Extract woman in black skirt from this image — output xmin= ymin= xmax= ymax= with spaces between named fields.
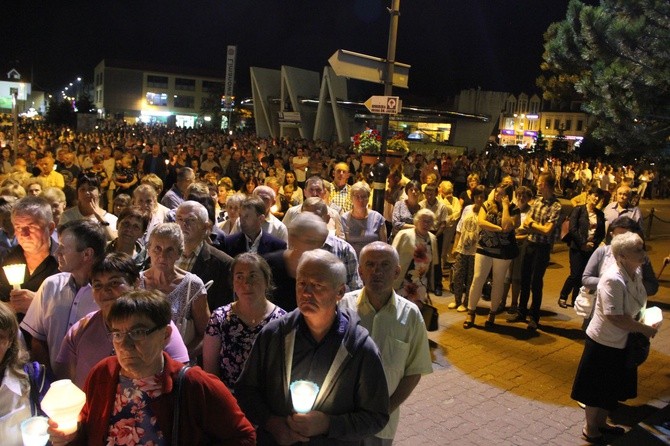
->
xmin=571 ymin=232 xmax=658 ymax=444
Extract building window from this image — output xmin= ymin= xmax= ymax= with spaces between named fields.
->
xmin=545 ymin=119 xmax=551 ymax=130
xmin=202 ymin=80 xmax=224 ymax=92
xmin=146 ymin=92 xmax=168 ymax=106
xmin=174 ymin=95 xmax=194 ymax=108
xmin=554 ymin=119 xmax=561 ymax=130
xmin=577 ymin=120 xmax=584 ymax=131
xmin=175 ymin=78 xmax=195 ymax=91
xmin=565 ymin=119 xmax=572 ymax=131
xmin=147 ymin=75 xmax=168 ymax=88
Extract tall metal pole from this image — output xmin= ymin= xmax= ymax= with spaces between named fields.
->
xmin=12 ymin=91 xmax=18 ymax=152
xmin=371 ymin=0 xmax=400 ymax=214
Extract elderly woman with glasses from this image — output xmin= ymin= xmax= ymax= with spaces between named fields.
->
xmin=139 ymin=223 xmax=209 ymax=358
xmin=571 ymin=232 xmax=659 ymax=444
xmin=55 ymin=252 xmax=188 ymax=388
xmin=341 ymin=181 xmax=387 ymax=257
xmin=48 ymin=289 xmax=255 ymax=446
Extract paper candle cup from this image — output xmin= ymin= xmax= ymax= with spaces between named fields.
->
xmin=289 ymin=380 xmax=319 ymax=414
xmin=3 ymin=263 xmax=26 ymax=289
xmin=20 ymin=416 xmax=49 ymax=446
xmin=40 ymin=379 xmax=86 ymax=435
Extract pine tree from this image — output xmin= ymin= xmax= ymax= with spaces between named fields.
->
xmin=538 ymin=0 xmax=670 ymax=150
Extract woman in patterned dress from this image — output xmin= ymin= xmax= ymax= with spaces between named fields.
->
xmin=203 ymin=253 xmax=286 ymax=390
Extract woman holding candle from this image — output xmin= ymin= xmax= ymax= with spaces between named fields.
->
xmin=48 ymin=290 xmax=255 ymax=445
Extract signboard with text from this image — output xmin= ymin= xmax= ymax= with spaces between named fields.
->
xmin=364 ymin=96 xmax=402 ymax=114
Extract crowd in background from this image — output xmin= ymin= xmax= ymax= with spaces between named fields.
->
xmin=0 ymin=119 xmax=665 ymax=445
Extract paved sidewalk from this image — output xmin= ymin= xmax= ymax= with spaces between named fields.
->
xmin=394 ymin=238 xmax=670 ymax=445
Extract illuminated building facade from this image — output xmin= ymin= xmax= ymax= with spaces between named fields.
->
xmin=498 ymin=93 xmax=593 ymax=151
xmin=93 ymin=59 xmax=225 ymax=128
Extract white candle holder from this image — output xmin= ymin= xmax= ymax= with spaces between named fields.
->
xmin=3 ymin=264 xmax=26 ymax=290
xmin=289 ymin=380 xmax=319 ymax=414
xmin=40 ymin=379 xmax=86 ymax=435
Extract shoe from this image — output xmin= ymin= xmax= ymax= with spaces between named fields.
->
xmin=434 ymin=288 xmax=443 ymax=297
xmin=527 ymin=320 xmax=538 ymax=331
xmin=577 ymin=401 xmax=586 ymax=409
xmin=448 ymin=302 xmax=457 ymax=309
xmin=582 ymin=429 xmax=607 ymax=445
xmin=558 ymin=298 xmax=568 ymax=308
xmin=507 ymin=314 xmax=526 ymax=323
xmin=494 ymin=305 xmax=506 ymax=315
xmin=507 ymin=306 xmax=518 ymax=315
xmin=456 ymin=305 xmax=467 ymax=312
xmin=484 ymin=313 xmax=495 ymax=329
xmin=599 ymin=425 xmax=625 ymax=436
xmin=463 ymin=311 xmax=475 ymax=329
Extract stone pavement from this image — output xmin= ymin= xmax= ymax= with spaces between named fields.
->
xmin=393 ymin=235 xmax=670 ymax=445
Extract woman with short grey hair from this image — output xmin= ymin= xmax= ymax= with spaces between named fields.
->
xmin=139 ymin=223 xmax=209 ymax=359
xmin=571 ymin=231 xmax=659 ymax=444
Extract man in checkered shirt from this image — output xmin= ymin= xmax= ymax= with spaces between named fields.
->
xmin=508 ymin=172 xmax=562 ymax=331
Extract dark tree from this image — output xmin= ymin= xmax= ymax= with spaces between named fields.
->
xmin=538 ymin=0 xmax=670 ymax=151
xmin=45 ymin=97 xmax=76 ymax=126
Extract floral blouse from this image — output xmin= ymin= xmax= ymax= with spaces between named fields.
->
xmin=205 ymin=303 xmax=286 ymax=389
xmin=106 ymin=374 xmax=166 ymax=446
xmin=397 ymin=236 xmax=432 ymax=305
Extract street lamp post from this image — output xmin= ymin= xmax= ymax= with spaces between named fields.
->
xmin=371 ymin=0 xmax=400 ymax=214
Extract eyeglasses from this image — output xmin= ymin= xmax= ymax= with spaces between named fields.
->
xmin=107 ymin=325 xmax=163 ymax=343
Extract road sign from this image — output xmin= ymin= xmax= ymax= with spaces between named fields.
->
xmin=328 ymin=50 xmax=410 ymax=89
xmin=364 ymin=96 xmax=402 ymax=114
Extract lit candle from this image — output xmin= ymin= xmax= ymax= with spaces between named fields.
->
xmin=3 ymin=264 xmax=26 ymax=290
xmin=289 ymin=380 xmax=319 ymax=414
xmin=40 ymin=379 xmax=86 ymax=435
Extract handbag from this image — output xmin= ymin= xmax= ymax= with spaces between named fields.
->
xmin=573 ymin=287 xmax=595 ymax=318
xmin=177 ymin=280 xmax=197 ymax=345
xmin=624 ymin=332 xmax=650 ymax=368
xmin=560 ymin=216 xmax=572 ymax=244
xmin=420 ymin=296 xmax=439 ymax=332
xmin=172 ymin=366 xmax=191 ymax=445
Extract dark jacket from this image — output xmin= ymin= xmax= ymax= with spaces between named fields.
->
xmin=73 ymin=353 xmax=256 ymax=445
xmin=236 ymin=308 xmax=390 ymax=445
xmin=222 ymin=231 xmax=287 ymax=258
xmin=142 ymin=153 xmax=168 ymax=178
xmin=568 ymin=204 xmax=605 ymax=251
xmin=191 ymin=243 xmax=234 ymax=311
xmin=0 ymin=243 xmax=59 ymax=320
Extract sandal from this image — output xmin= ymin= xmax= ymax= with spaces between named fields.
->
xmin=599 ymin=425 xmax=625 ymax=436
xmin=463 ymin=311 xmax=475 ymax=329
xmin=582 ymin=429 xmax=607 ymax=445
xmin=558 ymin=298 xmax=568 ymax=308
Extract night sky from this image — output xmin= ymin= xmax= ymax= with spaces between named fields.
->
xmin=7 ymin=0 xmax=598 ymax=103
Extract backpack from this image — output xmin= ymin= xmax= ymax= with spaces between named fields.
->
xmin=23 ymin=361 xmax=47 ymax=416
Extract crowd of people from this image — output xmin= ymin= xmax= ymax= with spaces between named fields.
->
xmin=0 ymin=120 xmax=664 ymax=445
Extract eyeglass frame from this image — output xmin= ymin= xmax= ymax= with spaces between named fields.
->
xmin=107 ymin=325 xmax=165 ymax=343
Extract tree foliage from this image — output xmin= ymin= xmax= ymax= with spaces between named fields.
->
xmin=538 ymin=0 xmax=670 ymax=150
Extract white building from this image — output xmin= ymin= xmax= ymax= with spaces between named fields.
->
xmin=93 ymin=59 xmax=226 ymax=128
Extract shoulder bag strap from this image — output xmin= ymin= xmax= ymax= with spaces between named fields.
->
xmin=172 ymin=365 xmax=191 ymax=445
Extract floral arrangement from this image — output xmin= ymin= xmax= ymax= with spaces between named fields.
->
xmin=352 ymin=129 xmax=409 ymax=154
xmin=352 ymin=129 xmax=382 ymax=153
